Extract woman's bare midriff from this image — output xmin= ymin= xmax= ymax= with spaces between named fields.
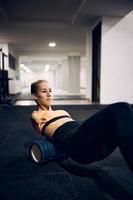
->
xmin=42 ymin=117 xmax=75 ymax=139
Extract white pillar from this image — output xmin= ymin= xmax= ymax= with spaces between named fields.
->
xmin=55 ymin=64 xmax=61 ymax=89
xmin=62 ymin=58 xmax=69 ymax=91
xmin=85 ymin=28 xmax=92 ymax=100
xmin=55 ymin=64 xmax=64 ymax=90
xmin=68 ymin=55 xmax=80 ymax=93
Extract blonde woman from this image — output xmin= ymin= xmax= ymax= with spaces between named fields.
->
xmin=31 ymin=80 xmax=133 ymax=171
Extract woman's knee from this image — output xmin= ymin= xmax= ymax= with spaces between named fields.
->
xmin=109 ymin=102 xmax=132 ymax=118
xmin=110 ymin=102 xmax=131 ymax=111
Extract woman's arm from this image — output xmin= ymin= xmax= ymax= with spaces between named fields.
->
xmin=31 ymin=111 xmax=47 ymax=134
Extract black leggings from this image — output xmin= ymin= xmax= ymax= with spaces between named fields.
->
xmin=53 ymin=102 xmax=133 ymax=171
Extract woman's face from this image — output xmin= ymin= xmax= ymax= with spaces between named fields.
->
xmin=34 ymin=81 xmax=53 ymax=107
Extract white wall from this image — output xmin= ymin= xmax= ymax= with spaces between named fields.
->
xmin=20 ymin=71 xmax=54 ymax=88
xmin=101 ymin=11 xmax=133 ymax=104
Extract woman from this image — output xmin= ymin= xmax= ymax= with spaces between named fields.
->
xmin=31 ymin=80 xmax=133 ymax=171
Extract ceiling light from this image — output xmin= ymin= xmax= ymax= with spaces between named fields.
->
xmin=48 ymin=42 xmax=56 ymax=47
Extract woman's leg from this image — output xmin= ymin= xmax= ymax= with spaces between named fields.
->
xmin=62 ymin=102 xmax=133 ymax=171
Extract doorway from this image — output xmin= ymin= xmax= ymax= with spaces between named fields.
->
xmin=92 ymin=22 xmax=101 ymax=102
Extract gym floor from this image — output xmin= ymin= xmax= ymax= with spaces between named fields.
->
xmin=0 ymin=104 xmax=133 ymax=200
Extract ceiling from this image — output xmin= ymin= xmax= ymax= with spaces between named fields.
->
xmin=0 ymin=0 xmax=133 ymax=71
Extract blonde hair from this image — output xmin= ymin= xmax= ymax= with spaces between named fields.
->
xmin=31 ymin=80 xmax=48 ymax=94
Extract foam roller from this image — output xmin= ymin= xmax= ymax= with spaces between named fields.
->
xmin=29 ymin=137 xmax=67 ymax=164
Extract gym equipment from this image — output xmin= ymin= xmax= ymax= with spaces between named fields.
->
xmin=29 ymin=137 xmax=67 ymax=164
xmin=0 ymin=49 xmax=13 ymax=104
